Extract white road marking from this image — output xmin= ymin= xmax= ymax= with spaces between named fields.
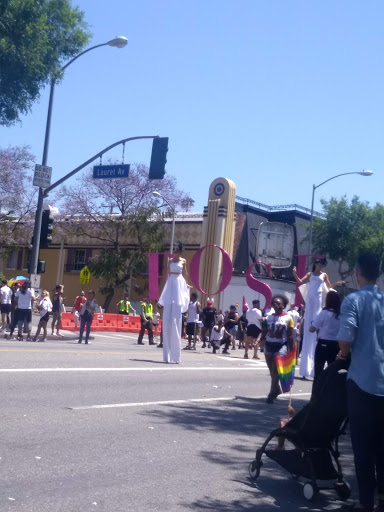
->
xmin=0 ymin=366 xmax=269 ymax=372
xmin=68 ymin=392 xmax=312 ymax=411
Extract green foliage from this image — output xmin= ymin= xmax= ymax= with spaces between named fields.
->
xmin=312 ymin=196 xmax=384 ymax=278
xmin=57 ymin=163 xmax=193 ymax=310
xmin=86 ymin=207 xmax=165 ymax=290
xmin=0 ymin=0 xmax=90 ymax=125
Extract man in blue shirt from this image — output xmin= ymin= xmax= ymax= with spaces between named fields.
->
xmin=338 ymin=252 xmax=384 ymax=512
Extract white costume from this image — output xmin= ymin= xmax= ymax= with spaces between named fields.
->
xmin=299 ymin=273 xmax=326 ymax=377
xmin=158 ymin=260 xmax=189 ymax=363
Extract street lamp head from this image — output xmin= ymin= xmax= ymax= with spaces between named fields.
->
xmin=152 ymin=191 xmax=162 ymax=198
xmin=358 ymin=170 xmax=374 ymax=176
xmin=107 ymin=36 xmax=128 ymax=48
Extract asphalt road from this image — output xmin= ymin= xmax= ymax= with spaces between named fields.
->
xmin=0 ymin=328 xmax=357 ymax=512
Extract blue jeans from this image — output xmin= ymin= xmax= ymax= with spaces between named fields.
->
xmin=79 ymin=314 xmax=92 ymax=342
xmin=348 ymin=379 xmax=384 ymax=509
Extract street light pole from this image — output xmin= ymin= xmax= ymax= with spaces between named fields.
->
xmin=30 ymin=36 xmax=128 ymax=276
xmin=152 ymin=192 xmax=176 ymax=253
xmin=308 ymin=170 xmax=373 ymax=268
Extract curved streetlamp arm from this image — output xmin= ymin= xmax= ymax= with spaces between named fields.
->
xmin=315 ymin=171 xmax=362 ymax=190
xmin=44 ymin=135 xmax=158 ymax=195
xmin=60 ymin=43 xmax=109 ymax=72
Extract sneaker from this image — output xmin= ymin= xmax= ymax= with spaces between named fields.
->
xmin=17 ymin=335 xmax=23 ymax=341
xmin=32 ymin=338 xmax=37 ymax=342
xmin=137 ymin=342 xmax=144 ymax=345
xmin=26 ymin=336 xmax=32 ymax=342
xmin=207 ymin=344 xmax=211 ymax=349
xmin=51 ymin=333 xmax=57 ymax=336
xmin=157 ymin=343 xmax=163 ymax=348
xmin=222 ymin=349 xmax=229 ymax=354
xmin=78 ymin=340 xmax=82 ymax=344
xmin=202 ymin=343 xmax=206 ymax=348
xmin=231 ymin=346 xmax=236 ymax=350
xmin=244 ymin=354 xmax=249 ymax=359
xmin=39 ymin=338 xmax=46 ymax=342
xmin=56 ymin=333 xmax=63 ymax=337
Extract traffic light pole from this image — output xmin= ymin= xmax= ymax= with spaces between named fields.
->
xmin=30 ymin=78 xmax=56 ymax=276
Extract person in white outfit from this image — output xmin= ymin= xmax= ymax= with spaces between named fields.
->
xmin=15 ymin=281 xmax=35 ymax=341
xmin=158 ymin=242 xmax=190 ymax=364
xmin=293 ymin=257 xmax=344 ymax=378
xmin=184 ymin=292 xmax=200 ymax=350
xmin=33 ymin=290 xmax=53 ymax=342
xmin=0 ymin=279 xmax=12 ymax=331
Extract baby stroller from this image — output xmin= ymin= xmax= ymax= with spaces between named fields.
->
xmin=249 ymin=359 xmax=351 ymax=501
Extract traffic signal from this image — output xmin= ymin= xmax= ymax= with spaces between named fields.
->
xmin=37 ymin=260 xmax=46 ymax=274
xmin=149 ymin=137 xmax=168 ymax=179
xmin=27 ymin=260 xmax=46 ymax=274
xmin=40 ymin=209 xmax=54 ymax=247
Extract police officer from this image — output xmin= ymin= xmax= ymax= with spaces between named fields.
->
xmin=137 ymin=299 xmax=154 ymax=345
xmin=117 ymin=295 xmax=136 ymax=316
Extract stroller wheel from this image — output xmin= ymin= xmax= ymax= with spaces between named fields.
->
xmin=249 ymin=460 xmax=262 ymax=479
xmin=334 ymin=480 xmax=351 ymax=501
xmin=303 ymin=482 xmax=317 ymax=501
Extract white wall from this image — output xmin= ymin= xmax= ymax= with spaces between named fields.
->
xmin=218 ymin=275 xmax=296 ymax=312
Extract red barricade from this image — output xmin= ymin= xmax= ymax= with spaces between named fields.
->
xmin=116 ymin=314 xmax=141 ymax=333
xmin=61 ymin=312 xmax=76 ymax=331
xmin=60 ymin=312 xmax=161 ymax=334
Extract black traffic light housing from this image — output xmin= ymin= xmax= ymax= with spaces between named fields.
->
xmin=27 ymin=260 xmax=46 ymax=274
xmin=149 ymin=137 xmax=168 ymax=179
xmin=40 ymin=209 xmax=54 ymax=247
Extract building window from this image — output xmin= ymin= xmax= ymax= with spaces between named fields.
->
xmin=6 ymin=250 xmax=18 ymax=270
xmin=23 ymin=249 xmax=31 ymax=271
xmin=65 ymin=248 xmax=92 ymax=272
xmin=74 ymin=249 xmax=87 ymax=271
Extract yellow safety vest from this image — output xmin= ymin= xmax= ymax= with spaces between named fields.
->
xmin=119 ymin=300 xmax=131 ymax=313
xmin=141 ymin=302 xmax=153 ymax=318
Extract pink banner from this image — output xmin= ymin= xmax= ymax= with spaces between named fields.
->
xmin=245 ymin=261 xmax=272 ymax=312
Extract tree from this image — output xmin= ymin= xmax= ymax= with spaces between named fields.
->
xmin=0 ymin=145 xmax=37 ymax=252
xmin=312 ymin=196 xmax=384 ymax=280
xmin=0 ymin=0 xmax=90 ymax=125
xmin=56 ymin=164 xmax=194 ymax=310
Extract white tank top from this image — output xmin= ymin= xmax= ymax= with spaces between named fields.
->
xmin=187 ymin=301 xmax=199 ymax=322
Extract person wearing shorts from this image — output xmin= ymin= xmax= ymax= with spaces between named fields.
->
xmin=33 ymin=290 xmax=52 ymax=342
xmin=184 ymin=292 xmax=200 ymax=350
xmin=15 ymin=281 xmax=34 ymax=341
xmin=245 ymin=299 xmax=263 ymax=359
xmin=0 ymin=279 xmax=12 ymax=332
xmin=259 ymin=294 xmax=293 ymax=404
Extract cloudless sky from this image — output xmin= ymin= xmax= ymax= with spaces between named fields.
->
xmin=0 ymin=0 xmax=382 ymax=212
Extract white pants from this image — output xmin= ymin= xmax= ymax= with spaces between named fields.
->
xmin=162 ymin=302 xmax=182 ymax=364
xmin=74 ymin=310 xmax=79 ymax=328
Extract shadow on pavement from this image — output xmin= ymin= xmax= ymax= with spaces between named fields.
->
xmin=142 ymin=395 xmax=356 ymax=511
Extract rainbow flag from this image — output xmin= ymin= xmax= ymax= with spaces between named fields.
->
xmin=275 ymin=346 xmax=297 ymax=393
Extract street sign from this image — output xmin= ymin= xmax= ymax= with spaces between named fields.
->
xmin=79 ymin=265 xmax=91 ymax=285
xmin=93 ymin=164 xmax=130 ymax=179
xmin=30 ymin=274 xmax=41 ymax=289
xmin=33 ymin=164 xmax=52 ymax=188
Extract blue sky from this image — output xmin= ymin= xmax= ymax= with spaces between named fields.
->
xmin=0 ymin=0 xmax=382 ymax=212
